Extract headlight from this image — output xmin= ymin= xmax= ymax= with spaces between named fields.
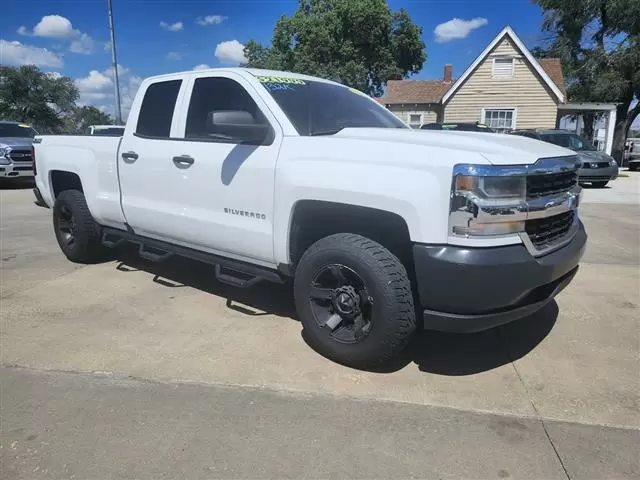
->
xmin=611 ymin=159 xmax=618 ymax=167
xmin=450 ymin=164 xmax=527 ymax=237
xmin=0 ymin=145 xmax=11 ymax=165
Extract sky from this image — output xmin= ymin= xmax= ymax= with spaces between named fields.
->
xmin=2 ymin=0 xmax=637 ymax=127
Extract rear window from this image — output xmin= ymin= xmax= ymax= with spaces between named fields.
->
xmin=136 ymin=80 xmax=182 ymax=138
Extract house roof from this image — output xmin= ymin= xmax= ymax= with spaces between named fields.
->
xmin=379 ymin=26 xmax=567 ymax=106
xmin=442 ymin=26 xmax=565 ymax=104
xmin=538 ymin=58 xmax=567 ymax=99
xmin=378 ymin=80 xmax=452 ymax=104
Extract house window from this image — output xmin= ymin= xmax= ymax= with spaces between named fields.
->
xmin=492 ymin=58 xmax=514 ymax=78
xmin=408 ymin=113 xmax=422 ymax=129
xmin=483 ymin=108 xmax=516 ymax=133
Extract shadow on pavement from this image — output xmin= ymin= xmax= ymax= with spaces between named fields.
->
xmin=0 ymin=178 xmax=35 ymax=190
xmin=114 ymin=246 xmax=557 ymax=376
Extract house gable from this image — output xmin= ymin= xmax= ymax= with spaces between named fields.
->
xmin=442 ymin=32 xmax=563 ymax=130
xmin=442 ymin=26 xmax=565 ymax=104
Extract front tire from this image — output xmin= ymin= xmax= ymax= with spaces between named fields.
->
xmin=592 ymin=181 xmax=608 ymax=188
xmin=294 ymin=233 xmax=416 ymax=369
xmin=53 ymin=189 xmax=105 ymax=263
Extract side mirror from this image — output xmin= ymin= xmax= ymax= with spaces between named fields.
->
xmin=206 ymin=110 xmax=269 ymax=144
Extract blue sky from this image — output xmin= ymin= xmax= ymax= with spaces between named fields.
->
xmin=3 ymin=0 xmax=630 ymax=122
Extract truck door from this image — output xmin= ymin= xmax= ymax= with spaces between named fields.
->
xmin=119 ymin=72 xmax=281 ymax=266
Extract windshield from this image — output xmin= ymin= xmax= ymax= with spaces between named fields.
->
xmin=0 ymin=123 xmax=37 ymax=138
xmin=256 ymin=76 xmax=407 ymax=135
xmin=539 ymin=132 xmax=596 ymax=151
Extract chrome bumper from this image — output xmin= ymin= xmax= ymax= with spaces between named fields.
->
xmin=0 ymin=162 xmax=34 ymax=178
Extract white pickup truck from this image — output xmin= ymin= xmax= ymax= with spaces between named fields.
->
xmin=33 ymin=68 xmax=586 ymax=368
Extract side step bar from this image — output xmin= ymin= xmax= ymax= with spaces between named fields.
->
xmin=101 ymin=227 xmax=285 ymax=287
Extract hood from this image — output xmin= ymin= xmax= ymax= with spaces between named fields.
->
xmin=331 ymin=128 xmax=576 ymax=165
xmin=0 ymin=137 xmax=34 ymax=149
xmin=575 ymin=150 xmax=613 ymax=162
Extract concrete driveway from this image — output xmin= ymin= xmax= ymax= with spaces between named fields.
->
xmin=1 ymin=175 xmax=639 ymax=479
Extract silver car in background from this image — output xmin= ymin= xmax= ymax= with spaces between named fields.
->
xmin=510 ymin=129 xmax=619 ymax=188
xmin=0 ymin=121 xmax=37 ymax=180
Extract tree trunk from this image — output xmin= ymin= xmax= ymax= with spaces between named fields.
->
xmin=582 ymin=113 xmax=595 ymax=143
xmin=612 ymin=102 xmax=640 ymax=165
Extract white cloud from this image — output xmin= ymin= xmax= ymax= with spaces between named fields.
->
xmin=160 ymin=21 xmax=184 ymax=32
xmin=18 ymin=15 xmax=96 ymax=54
xmin=196 ymin=15 xmax=227 ymax=26
xmin=0 ymin=40 xmax=64 ymax=68
xmin=166 ymin=51 xmax=184 ymax=60
xmin=69 ymin=33 xmax=95 ymax=54
xmin=214 ymin=40 xmax=246 ymax=64
xmin=434 ymin=17 xmax=488 ymax=43
xmin=46 ymin=71 xmax=63 ymax=79
xmin=75 ymin=65 xmax=142 ymax=120
xmin=193 ymin=64 xmax=211 ymax=70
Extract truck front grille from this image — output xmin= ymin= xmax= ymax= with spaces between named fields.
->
xmin=8 ymin=149 xmax=33 ymax=163
xmin=525 ymin=211 xmax=575 ymax=250
xmin=526 ymin=171 xmax=577 ymax=198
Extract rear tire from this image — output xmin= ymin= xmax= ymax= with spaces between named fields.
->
xmin=294 ymin=233 xmax=416 ymax=369
xmin=592 ymin=181 xmax=608 ymax=188
xmin=53 ymin=189 xmax=105 ymax=263
xmin=629 ymin=164 xmax=638 ymax=172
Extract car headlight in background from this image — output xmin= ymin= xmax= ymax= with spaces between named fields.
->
xmin=450 ymin=164 xmax=527 ymax=237
xmin=0 ymin=145 xmax=12 ymax=165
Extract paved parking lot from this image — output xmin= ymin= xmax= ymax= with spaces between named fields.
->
xmin=2 ymin=174 xmax=639 ymax=479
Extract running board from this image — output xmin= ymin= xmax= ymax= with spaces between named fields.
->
xmin=101 ymin=227 xmax=284 ymax=286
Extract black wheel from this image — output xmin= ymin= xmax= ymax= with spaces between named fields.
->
xmin=592 ymin=181 xmax=608 ymax=188
xmin=629 ymin=164 xmax=638 ymax=172
xmin=294 ymin=233 xmax=416 ymax=369
xmin=53 ymin=189 xmax=105 ymax=263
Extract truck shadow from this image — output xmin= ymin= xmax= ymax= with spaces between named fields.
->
xmin=114 ymin=247 xmax=558 ymax=376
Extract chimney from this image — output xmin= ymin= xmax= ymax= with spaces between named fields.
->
xmin=444 ymin=64 xmax=453 ymax=83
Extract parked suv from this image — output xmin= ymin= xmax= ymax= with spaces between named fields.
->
xmin=509 ymin=129 xmax=618 ymax=187
xmin=0 ymin=121 xmax=37 ymax=180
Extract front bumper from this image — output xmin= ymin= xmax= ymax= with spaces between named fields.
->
xmin=413 ymin=221 xmax=586 ymax=333
xmin=578 ymin=165 xmax=618 ymax=182
xmin=0 ymin=163 xmax=34 ymax=178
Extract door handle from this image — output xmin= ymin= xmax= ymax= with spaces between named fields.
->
xmin=172 ymin=155 xmax=195 ymax=168
xmin=121 ymin=151 xmax=139 ymax=162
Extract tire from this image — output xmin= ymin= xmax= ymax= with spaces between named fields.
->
xmin=294 ymin=233 xmax=416 ymax=369
xmin=592 ymin=181 xmax=608 ymax=188
xmin=629 ymin=164 xmax=638 ymax=172
xmin=53 ymin=189 xmax=105 ymax=263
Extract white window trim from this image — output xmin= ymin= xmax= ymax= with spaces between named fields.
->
xmin=481 ymin=107 xmax=518 ymax=132
xmin=492 ymin=57 xmax=515 ymax=79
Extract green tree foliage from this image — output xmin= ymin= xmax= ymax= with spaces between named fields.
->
xmin=0 ymin=65 xmax=79 ymax=133
xmin=533 ymin=0 xmax=640 ymax=161
xmin=242 ymin=0 xmax=426 ymax=96
xmin=71 ymin=106 xmax=114 ymax=133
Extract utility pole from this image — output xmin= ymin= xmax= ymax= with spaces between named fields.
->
xmin=107 ymin=0 xmax=123 ymax=124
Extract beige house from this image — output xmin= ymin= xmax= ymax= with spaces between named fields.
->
xmin=379 ymin=26 xmax=567 ymax=133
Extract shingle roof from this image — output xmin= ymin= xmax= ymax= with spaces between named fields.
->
xmin=378 ymin=80 xmax=452 ymax=105
xmin=538 ymin=58 xmax=567 ymax=99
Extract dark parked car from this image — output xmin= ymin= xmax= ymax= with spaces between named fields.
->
xmin=509 ymin=129 xmax=618 ymax=188
xmin=421 ymin=122 xmax=495 ymax=133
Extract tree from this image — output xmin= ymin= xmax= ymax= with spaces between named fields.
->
xmin=533 ymin=0 xmax=640 ymax=162
xmin=242 ymin=0 xmax=426 ymax=96
xmin=71 ymin=106 xmax=114 ymax=133
xmin=0 ymin=65 xmax=79 ymax=133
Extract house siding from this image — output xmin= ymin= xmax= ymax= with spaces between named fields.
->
xmin=443 ymin=37 xmax=558 ymax=130
xmin=387 ymin=104 xmax=442 ymax=127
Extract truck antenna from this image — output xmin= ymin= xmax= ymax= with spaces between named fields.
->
xmin=107 ymin=0 xmax=123 ymax=125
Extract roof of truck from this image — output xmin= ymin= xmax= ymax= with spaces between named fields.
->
xmin=145 ymin=67 xmax=341 ymax=86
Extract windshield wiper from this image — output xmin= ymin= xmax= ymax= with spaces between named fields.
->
xmin=310 ymin=127 xmax=344 ymax=136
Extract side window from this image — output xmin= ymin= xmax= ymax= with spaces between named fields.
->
xmin=136 ymin=80 xmax=182 ymax=138
xmin=184 ymin=77 xmax=267 ymax=141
